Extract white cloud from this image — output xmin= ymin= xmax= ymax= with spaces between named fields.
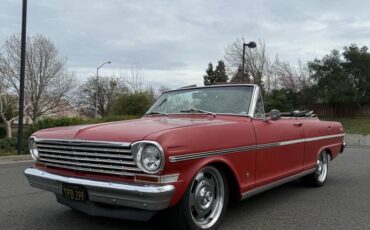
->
xmin=1 ymin=0 xmax=370 ymax=86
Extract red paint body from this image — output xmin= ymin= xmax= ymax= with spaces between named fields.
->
xmin=33 ymin=114 xmax=344 ymax=207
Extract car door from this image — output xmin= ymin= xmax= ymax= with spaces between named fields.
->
xmin=251 ymin=91 xmax=305 ymax=186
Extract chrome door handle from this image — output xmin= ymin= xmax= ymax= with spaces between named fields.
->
xmin=293 ymin=122 xmax=303 ymax=127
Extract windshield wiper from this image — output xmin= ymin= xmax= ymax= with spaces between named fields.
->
xmin=145 ymin=98 xmax=169 ymax=116
xmin=145 ymin=111 xmax=169 ymax=116
xmin=180 ymin=109 xmax=216 ymax=117
xmin=151 ymin=98 xmax=167 ymax=111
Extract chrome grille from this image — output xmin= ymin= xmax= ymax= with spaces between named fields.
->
xmin=36 ymin=139 xmax=139 ymax=176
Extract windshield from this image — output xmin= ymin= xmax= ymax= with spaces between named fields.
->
xmin=146 ymin=86 xmax=254 ymax=116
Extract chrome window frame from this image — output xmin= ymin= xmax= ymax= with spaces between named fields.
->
xmin=145 ymin=84 xmax=258 ymax=118
xmin=250 ymin=86 xmax=266 ymax=119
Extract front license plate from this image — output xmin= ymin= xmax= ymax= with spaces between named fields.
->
xmin=62 ymin=183 xmax=88 ymax=202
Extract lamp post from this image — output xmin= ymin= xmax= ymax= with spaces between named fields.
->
xmin=94 ymin=61 xmax=111 ymax=118
xmin=17 ymin=0 xmax=27 ymax=155
xmin=241 ymin=41 xmax=257 ymax=80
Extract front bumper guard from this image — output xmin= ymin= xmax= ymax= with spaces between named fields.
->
xmin=340 ymin=141 xmax=346 ymax=153
xmin=24 ymin=168 xmax=175 ymax=212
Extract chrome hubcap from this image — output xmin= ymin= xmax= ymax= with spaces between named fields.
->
xmin=196 ymin=182 xmax=214 ymax=210
xmin=316 ymin=152 xmax=328 ymax=182
xmin=189 ymin=167 xmax=224 ymax=229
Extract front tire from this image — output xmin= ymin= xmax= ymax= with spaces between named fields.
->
xmin=302 ymin=151 xmax=329 ymax=187
xmin=169 ymin=166 xmax=229 ymax=230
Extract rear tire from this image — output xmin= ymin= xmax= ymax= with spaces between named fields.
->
xmin=168 ymin=166 xmax=229 ymax=230
xmin=301 ymin=151 xmax=329 ymax=187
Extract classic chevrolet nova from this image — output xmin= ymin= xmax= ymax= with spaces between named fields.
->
xmin=25 ymin=84 xmax=345 ymax=230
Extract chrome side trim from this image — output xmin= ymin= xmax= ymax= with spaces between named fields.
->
xmin=169 ymin=133 xmax=345 ymax=162
xmin=169 ymin=145 xmax=257 ymax=163
xmin=256 ymin=142 xmax=279 ymax=149
xmin=241 ymin=168 xmax=316 ymax=200
xmin=279 ymin=138 xmax=306 ymax=146
xmin=305 ymin=133 xmax=345 ymax=142
xmin=24 ymin=168 xmax=175 ymax=211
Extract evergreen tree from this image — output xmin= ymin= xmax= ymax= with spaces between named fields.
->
xmin=230 ymin=65 xmax=250 ymax=83
xmin=214 ymin=60 xmax=229 ymax=83
xmin=203 ymin=63 xmax=215 ymax=85
xmin=203 ymin=60 xmax=229 ymax=85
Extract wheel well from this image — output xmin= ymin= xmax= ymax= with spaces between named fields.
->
xmin=324 ymin=148 xmax=332 ymax=160
xmin=209 ymin=162 xmax=241 ymax=202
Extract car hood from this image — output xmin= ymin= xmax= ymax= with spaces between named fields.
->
xmin=33 ymin=117 xmax=229 ymax=143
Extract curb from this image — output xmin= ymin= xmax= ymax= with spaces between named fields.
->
xmin=346 ymin=134 xmax=370 ymax=147
xmin=0 ymin=154 xmax=33 ymax=164
xmin=346 ymin=145 xmax=370 ymax=150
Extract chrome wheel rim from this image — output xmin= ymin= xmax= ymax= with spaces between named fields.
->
xmin=189 ymin=167 xmax=224 ymax=229
xmin=316 ymin=152 xmax=328 ymax=182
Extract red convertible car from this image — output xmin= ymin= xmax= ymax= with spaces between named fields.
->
xmin=25 ymin=84 xmax=345 ymax=230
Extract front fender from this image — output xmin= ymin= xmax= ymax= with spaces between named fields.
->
xmin=167 ymin=154 xmax=252 ymax=207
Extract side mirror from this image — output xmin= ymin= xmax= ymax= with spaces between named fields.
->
xmin=269 ymin=109 xmax=281 ymax=121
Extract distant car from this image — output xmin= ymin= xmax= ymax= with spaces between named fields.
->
xmin=24 ymin=84 xmax=345 ymax=230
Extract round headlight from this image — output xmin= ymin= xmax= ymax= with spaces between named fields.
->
xmin=135 ymin=142 xmax=164 ymax=174
xmin=29 ymin=137 xmax=39 ymax=160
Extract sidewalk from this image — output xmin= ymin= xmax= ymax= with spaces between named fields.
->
xmin=0 ymin=154 xmax=33 ymax=164
xmin=346 ymin=134 xmax=370 ymax=147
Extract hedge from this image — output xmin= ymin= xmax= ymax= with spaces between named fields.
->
xmin=0 ymin=125 xmax=6 ymax=139
xmin=0 ymin=137 xmax=17 ymax=151
xmin=0 ymin=115 xmax=138 ymax=154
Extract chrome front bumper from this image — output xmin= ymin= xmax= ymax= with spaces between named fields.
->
xmin=24 ymin=168 xmax=175 ymax=212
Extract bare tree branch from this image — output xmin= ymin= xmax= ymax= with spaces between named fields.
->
xmin=224 ymin=38 xmax=271 ymax=89
xmin=77 ymin=75 xmax=128 ymax=117
xmin=0 ymin=34 xmax=76 ymax=122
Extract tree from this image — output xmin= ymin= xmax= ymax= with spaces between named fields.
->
xmin=156 ymin=85 xmax=171 ymax=99
xmin=121 ymin=62 xmax=146 ymax=94
xmin=203 ymin=62 xmax=215 ymax=85
xmin=0 ymin=64 xmax=13 ymax=138
xmin=78 ymin=76 xmax=127 ymax=117
xmin=308 ymin=50 xmax=358 ymax=106
xmin=225 ymin=38 xmax=269 ymax=88
xmin=113 ymin=92 xmax=153 ymax=116
xmin=271 ymin=57 xmax=298 ymax=91
xmin=264 ymin=89 xmax=294 ymax=112
xmin=214 ymin=60 xmax=228 ymax=83
xmin=230 ymin=65 xmax=245 ymax=83
xmin=0 ymin=34 xmax=75 ymax=121
xmin=203 ymin=60 xmax=228 ymax=85
xmin=342 ymin=44 xmax=370 ymax=103
xmin=0 ymin=94 xmax=17 ymax=138
xmin=158 ymin=85 xmax=171 ymax=94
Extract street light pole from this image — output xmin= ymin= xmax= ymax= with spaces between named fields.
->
xmin=94 ymin=61 xmax=111 ymax=118
xmin=17 ymin=0 xmax=27 ymax=155
xmin=241 ymin=41 xmax=257 ymax=81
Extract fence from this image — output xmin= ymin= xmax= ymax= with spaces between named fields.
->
xmin=309 ymin=104 xmax=370 ymax=117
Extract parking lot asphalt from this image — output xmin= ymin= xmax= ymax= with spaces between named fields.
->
xmin=0 ymin=147 xmax=369 ymax=230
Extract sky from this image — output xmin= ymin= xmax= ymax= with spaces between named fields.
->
xmin=1 ymin=0 xmax=370 ymax=89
